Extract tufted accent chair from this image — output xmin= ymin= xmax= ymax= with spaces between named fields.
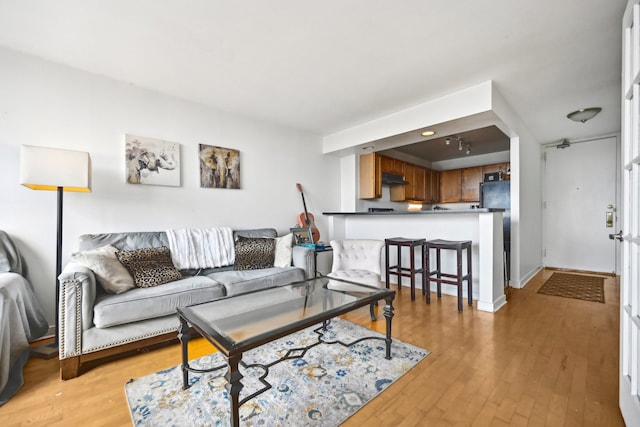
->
xmin=327 ymin=239 xmax=385 ymax=320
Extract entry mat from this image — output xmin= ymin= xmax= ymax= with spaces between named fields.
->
xmin=537 ymin=272 xmax=605 ymax=303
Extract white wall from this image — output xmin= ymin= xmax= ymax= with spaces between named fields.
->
xmin=0 ymin=47 xmax=341 ymax=324
xmin=491 ymin=87 xmax=543 ymax=287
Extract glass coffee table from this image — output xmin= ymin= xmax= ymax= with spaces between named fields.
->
xmin=176 ymin=276 xmax=395 ymax=427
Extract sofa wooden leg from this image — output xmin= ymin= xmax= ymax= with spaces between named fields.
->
xmin=60 ymin=356 xmax=81 ymax=380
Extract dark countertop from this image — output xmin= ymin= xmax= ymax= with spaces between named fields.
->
xmin=323 ymin=208 xmax=505 ymax=216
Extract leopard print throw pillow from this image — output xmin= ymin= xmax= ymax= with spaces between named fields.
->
xmin=116 ymin=246 xmax=182 ymax=288
xmin=234 ymin=236 xmax=276 ymax=270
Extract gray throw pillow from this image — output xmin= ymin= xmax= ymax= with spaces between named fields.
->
xmin=71 ymin=244 xmax=135 ymax=294
xmin=116 ymin=246 xmax=182 ymax=288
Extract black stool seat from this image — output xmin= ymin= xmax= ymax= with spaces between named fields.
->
xmin=385 ymin=237 xmax=426 ymax=301
xmin=425 ymin=239 xmax=472 ymax=312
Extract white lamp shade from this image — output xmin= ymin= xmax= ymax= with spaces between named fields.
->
xmin=20 ymin=145 xmax=91 ymax=192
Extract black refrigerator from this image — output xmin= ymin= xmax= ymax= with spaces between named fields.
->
xmin=479 ymin=181 xmax=511 ymax=281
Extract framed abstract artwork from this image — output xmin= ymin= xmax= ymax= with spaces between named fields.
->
xmin=199 ymin=144 xmax=240 ymax=189
xmin=125 ymin=134 xmax=181 ymax=186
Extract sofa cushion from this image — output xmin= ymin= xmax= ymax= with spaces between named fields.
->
xmin=116 ymin=247 xmax=183 ymax=288
xmin=234 ymin=236 xmax=275 ymax=270
xmin=209 ymin=266 xmax=304 ymax=296
xmin=93 ymin=276 xmax=224 ymax=328
xmin=71 ymin=245 xmax=135 ymax=294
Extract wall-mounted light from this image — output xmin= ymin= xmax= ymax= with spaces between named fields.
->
xmin=458 ymin=137 xmax=463 ymax=151
xmin=445 ymin=137 xmax=451 ymax=145
xmin=466 ymin=144 xmax=471 ymax=155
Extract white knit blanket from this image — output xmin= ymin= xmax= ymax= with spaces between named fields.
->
xmin=165 ymin=227 xmax=235 ymax=269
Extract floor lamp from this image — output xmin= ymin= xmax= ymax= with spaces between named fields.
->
xmin=20 ymin=145 xmax=91 ymax=359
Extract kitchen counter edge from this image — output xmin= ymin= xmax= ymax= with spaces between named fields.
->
xmin=323 ymin=208 xmax=505 ymax=216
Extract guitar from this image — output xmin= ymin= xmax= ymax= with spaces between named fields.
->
xmin=295 ymin=183 xmax=320 ymax=243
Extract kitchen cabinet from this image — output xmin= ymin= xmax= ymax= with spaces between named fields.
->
xmin=438 ymin=163 xmax=507 ymax=203
xmin=359 ymin=152 xmax=382 ymax=199
xmin=414 ymin=167 xmax=426 ymax=201
xmin=430 ymin=170 xmax=440 ymax=203
xmin=423 ymin=169 xmax=440 ymax=203
xmin=362 ymin=153 xmax=505 ymax=203
xmin=461 ymin=166 xmax=482 ymax=202
xmin=390 ymin=164 xmax=428 ymax=202
xmin=482 ymin=162 xmax=510 ymax=180
xmin=439 ymin=169 xmax=462 ymax=203
xmin=380 ymin=155 xmax=404 ymax=175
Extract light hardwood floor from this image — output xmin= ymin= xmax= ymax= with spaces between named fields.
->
xmin=1 ymin=269 xmax=624 ymax=426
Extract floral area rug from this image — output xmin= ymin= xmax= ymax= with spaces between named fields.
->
xmin=125 ymin=318 xmax=429 ymax=426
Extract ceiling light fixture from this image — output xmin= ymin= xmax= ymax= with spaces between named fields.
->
xmin=421 ymin=130 xmax=436 ymax=137
xmin=361 ymin=145 xmax=374 ymax=151
xmin=567 ymin=107 xmax=602 ymax=123
xmin=466 ymin=144 xmax=471 ymax=155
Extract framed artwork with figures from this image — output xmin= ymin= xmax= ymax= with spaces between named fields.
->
xmin=125 ymin=134 xmax=181 ymax=186
xmin=199 ymin=144 xmax=240 ymax=189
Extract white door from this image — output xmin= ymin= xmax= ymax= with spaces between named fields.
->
xmin=620 ymin=1 xmax=640 ymax=424
xmin=543 ymin=136 xmax=618 ymax=273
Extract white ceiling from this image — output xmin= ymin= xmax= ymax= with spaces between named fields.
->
xmin=0 ymin=1 xmax=626 ymax=146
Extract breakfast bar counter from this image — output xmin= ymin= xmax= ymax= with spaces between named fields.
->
xmin=323 ymin=209 xmax=507 ymax=312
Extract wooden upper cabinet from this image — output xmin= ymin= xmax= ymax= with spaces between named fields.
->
xmin=380 ymin=155 xmax=395 ymax=174
xmin=414 ymin=166 xmax=426 ymax=201
xmin=390 ymin=163 xmax=415 ymax=201
xmin=359 ymin=152 xmax=382 ymax=199
xmin=439 ymin=169 xmax=462 ymax=203
xmin=361 ymin=154 xmax=506 ymax=203
xmin=431 ymin=170 xmax=440 ymax=203
xmin=404 ymin=163 xmax=416 ymax=200
xmin=390 ymin=164 xmax=428 ymax=202
xmin=461 ymin=166 xmax=482 ymax=202
xmin=380 ymin=155 xmax=405 ymax=176
xmin=424 ymin=169 xmax=440 ymax=203
xmin=481 ymin=162 xmax=510 ymax=180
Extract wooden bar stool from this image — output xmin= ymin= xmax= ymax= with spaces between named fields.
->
xmin=425 ymin=239 xmax=472 ymax=312
xmin=385 ymin=237 xmax=426 ymax=301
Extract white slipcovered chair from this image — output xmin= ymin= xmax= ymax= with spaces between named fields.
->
xmin=327 ymin=239 xmax=385 ymax=320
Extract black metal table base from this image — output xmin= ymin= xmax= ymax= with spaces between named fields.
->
xmin=178 ymin=299 xmax=394 ymax=427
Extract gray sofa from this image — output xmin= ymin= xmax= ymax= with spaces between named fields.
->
xmin=57 ymin=228 xmax=314 ymax=379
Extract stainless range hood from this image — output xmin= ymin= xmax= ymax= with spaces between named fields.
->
xmin=381 ymin=172 xmax=408 ymax=185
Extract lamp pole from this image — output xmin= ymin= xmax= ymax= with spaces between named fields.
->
xmin=54 ymin=186 xmax=63 ymax=347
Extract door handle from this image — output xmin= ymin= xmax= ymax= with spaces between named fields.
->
xmin=606 ymin=211 xmax=614 ymax=227
xmin=609 ymin=231 xmax=624 ymax=241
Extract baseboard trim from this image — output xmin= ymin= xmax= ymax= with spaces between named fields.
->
xmin=544 ymin=266 xmax=615 ymax=277
xmin=514 ymin=265 xmax=543 ymax=289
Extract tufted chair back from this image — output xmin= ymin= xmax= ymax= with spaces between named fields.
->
xmin=328 ymin=239 xmax=384 ymax=287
